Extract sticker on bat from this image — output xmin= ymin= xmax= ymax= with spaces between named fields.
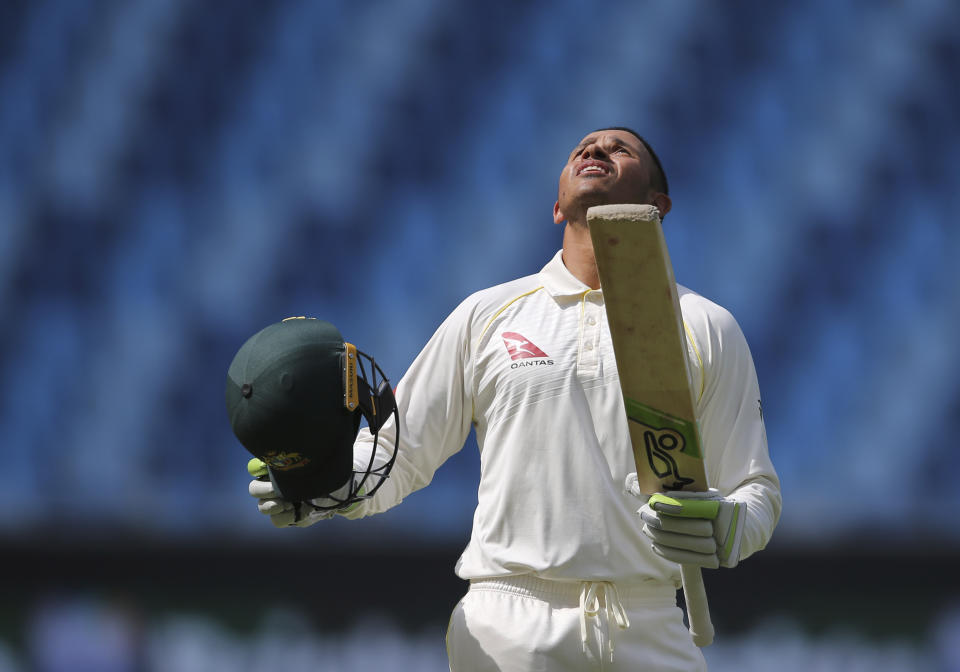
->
xmin=641 ymin=427 xmax=695 ymax=491
xmin=623 ymin=397 xmax=702 ymax=491
xmin=623 ymin=398 xmax=702 ymax=459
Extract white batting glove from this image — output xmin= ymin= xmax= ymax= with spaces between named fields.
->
xmin=248 ymin=478 xmax=333 ymax=528
xmin=625 ymin=474 xmax=744 ymax=569
xmin=247 ymin=458 xmax=354 ymax=528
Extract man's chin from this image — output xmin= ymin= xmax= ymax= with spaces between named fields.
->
xmin=574 ymin=188 xmax=614 ymax=210
xmin=578 ymin=192 xmax=646 ymax=213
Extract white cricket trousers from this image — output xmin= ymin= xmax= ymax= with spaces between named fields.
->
xmin=446 ymin=575 xmax=707 ymax=671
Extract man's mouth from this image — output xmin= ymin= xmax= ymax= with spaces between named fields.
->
xmin=576 ymin=160 xmax=611 ymax=176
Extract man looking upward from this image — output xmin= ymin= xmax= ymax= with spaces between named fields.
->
xmin=251 ymin=128 xmax=781 ymax=671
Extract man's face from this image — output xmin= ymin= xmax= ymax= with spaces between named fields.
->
xmin=553 ymin=129 xmax=665 ymax=225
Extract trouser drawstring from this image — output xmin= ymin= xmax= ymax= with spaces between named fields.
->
xmin=579 ymin=581 xmax=630 ymax=662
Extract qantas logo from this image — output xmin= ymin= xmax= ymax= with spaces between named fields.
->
xmin=502 ymin=332 xmax=554 ymax=369
xmin=502 ymin=332 xmax=548 ymax=359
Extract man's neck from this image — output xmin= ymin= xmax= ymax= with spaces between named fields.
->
xmin=561 ymin=222 xmax=600 ymax=290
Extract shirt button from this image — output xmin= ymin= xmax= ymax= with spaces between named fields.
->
xmin=587 ymin=316 xmax=597 ymax=325
xmin=586 ymin=342 xmax=594 ymax=351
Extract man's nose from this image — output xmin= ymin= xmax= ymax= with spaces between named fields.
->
xmin=582 ymin=141 xmax=608 ymax=160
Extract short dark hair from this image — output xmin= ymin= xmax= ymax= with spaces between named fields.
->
xmin=591 ymin=127 xmax=669 ymax=195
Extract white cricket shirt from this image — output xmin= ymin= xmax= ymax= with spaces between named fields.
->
xmin=349 ymin=250 xmax=780 ymax=587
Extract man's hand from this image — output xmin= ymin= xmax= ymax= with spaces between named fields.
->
xmin=248 ymin=458 xmax=340 ymax=528
xmin=625 ymin=474 xmax=744 ymax=569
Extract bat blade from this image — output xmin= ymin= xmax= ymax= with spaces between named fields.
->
xmin=588 ymin=203 xmax=714 ymax=647
xmin=587 ymin=204 xmax=706 ymax=494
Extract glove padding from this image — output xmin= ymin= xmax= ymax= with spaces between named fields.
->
xmin=248 ymin=458 xmax=356 ymax=528
xmin=626 ymin=474 xmax=744 ymax=569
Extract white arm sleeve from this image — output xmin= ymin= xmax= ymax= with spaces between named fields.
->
xmin=342 ymin=300 xmax=475 ymax=518
xmin=689 ymin=304 xmax=781 ymax=562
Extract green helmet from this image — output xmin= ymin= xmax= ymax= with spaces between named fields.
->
xmin=225 ymin=317 xmax=398 ymax=508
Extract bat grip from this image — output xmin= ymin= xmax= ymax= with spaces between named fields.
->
xmin=680 ymin=565 xmax=714 ymax=647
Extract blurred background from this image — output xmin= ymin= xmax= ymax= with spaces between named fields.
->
xmin=2 ymin=0 xmax=959 ymax=669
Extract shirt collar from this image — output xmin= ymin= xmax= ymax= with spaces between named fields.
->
xmin=539 ymin=249 xmax=598 ymax=298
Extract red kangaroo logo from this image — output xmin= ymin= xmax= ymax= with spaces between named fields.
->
xmin=502 ymin=332 xmax=549 ymax=360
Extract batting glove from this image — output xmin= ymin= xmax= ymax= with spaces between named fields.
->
xmin=625 ymin=474 xmax=744 ymax=569
xmin=247 ymin=458 xmax=355 ymax=528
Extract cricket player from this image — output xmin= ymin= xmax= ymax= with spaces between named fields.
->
xmin=250 ymin=128 xmax=781 ymax=671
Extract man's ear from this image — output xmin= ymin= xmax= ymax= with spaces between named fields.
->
xmin=553 ymin=200 xmax=565 ymax=225
xmin=651 ymin=192 xmax=672 ymax=219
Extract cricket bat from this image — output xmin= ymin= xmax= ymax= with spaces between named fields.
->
xmin=587 ymin=203 xmax=714 ymax=647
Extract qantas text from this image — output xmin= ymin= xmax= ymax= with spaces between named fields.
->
xmin=510 ymin=359 xmax=555 ymax=369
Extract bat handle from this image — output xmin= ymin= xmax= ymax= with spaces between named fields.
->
xmin=680 ymin=565 xmax=714 ymax=647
